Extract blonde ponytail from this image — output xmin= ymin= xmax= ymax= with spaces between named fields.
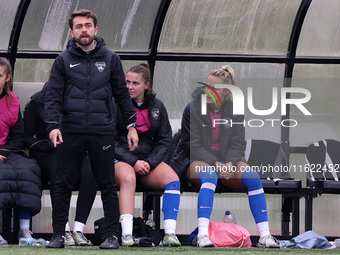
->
xmin=209 ymin=65 xmax=236 ymax=86
xmin=221 ymin=65 xmax=236 ymax=84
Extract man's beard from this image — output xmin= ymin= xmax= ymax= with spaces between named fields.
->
xmin=76 ymin=36 xmax=94 ymax=47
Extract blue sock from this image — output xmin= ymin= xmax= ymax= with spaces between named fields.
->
xmin=162 ymin=181 xmax=180 ymax=220
xmin=241 ymin=169 xmax=268 ymax=223
xmin=19 ymin=209 xmax=31 ymax=220
xmin=19 ymin=209 xmax=31 ymax=230
xmin=197 ymin=167 xmax=218 ymax=220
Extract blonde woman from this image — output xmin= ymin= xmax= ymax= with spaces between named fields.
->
xmin=171 ymin=65 xmax=279 ymax=248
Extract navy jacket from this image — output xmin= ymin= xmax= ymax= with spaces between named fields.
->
xmin=44 ymin=37 xmax=136 ymax=135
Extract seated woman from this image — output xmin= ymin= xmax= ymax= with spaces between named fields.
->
xmin=23 ymin=82 xmax=97 ymax=246
xmin=0 ymin=57 xmax=42 ymax=245
xmin=114 ymin=63 xmax=181 ymax=247
xmin=171 ymin=65 xmax=279 ymax=248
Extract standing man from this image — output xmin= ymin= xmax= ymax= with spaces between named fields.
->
xmin=45 ymin=9 xmax=138 ymax=249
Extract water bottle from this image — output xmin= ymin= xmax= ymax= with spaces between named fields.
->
xmin=146 ymin=213 xmax=155 ymax=228
xmin=223 ymin=210 xmax=237 ymax=224
xmin=334 ymin=239 xmax=340 ymax=249
xmin=19 ymin=237 xmax=34 ymax=246
xmin=33 ymin=238 xmax=49 ymax=246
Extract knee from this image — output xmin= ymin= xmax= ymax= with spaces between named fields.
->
xmin=169 ymin=173 xmax=180 ymax=183
xmin=55 ymin=178 xmax=74 ymax=191
xmin=241 ymin=169 xmax=261 ymax=188
xmin=121 ymin=173 xmax=136 ymax=187
xmin=198 ymin=167 xmax=218 ymax=186
xmin=164 ymin=180 xmax=180 ymax=191
xmin=242 ymin=169 xmax=260 ymax=179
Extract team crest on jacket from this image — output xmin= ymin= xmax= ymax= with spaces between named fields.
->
xmin=151 ymin=108 xmax=160 ymax=120
xmin=222 ymin=117 xmax=232 ymax=130
xmin=95 ymin=62 xmax=106 ymax=72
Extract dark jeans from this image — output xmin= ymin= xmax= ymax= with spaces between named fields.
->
xmin=32 ymin=151 xmax=97 ymax=224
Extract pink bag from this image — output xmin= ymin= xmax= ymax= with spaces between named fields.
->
xmin=208 ymin=222 xmax=252 ymax=248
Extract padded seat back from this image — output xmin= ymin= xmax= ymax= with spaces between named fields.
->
xmin=306 ymin=139 xmax=340 ymax=181
xmin=245 ymin=139 xmax=291 ymax=180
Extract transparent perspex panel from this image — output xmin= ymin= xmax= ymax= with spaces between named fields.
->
xmin=18 ymin=0 xmax=160 ymax=52
xmin=153 ymin=61 xmax=285 ymax=142
xmin=13 ymin=58 xmax=54 ymax=113
xmin=12 ymin=59 xmax=142 ymax=114
xmin=158 ymin=0 xmax=301 ymax=55
xmin=0 ymin=0 xmax=20 ymax=50
xmin=290 ymin=64 xmax=340 ymax=147
xmin=297 ymin=0 xmax=340 ymax=57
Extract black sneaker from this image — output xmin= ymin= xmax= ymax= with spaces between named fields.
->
xmin=99 ymin=235 xmax=119 ymax=249
xmin=46 ymin=234 xmax=64 ymax=248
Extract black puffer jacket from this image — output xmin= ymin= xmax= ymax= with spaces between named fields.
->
xmin=115 ymin=93 xmax=172 ymax=170
xmin=45 ymin=37 xmax=136 ymax=135
xmin=170 ymin=87 xmax=246 ymax=177
xmin=0 ymin=92 xmax=42 ymax=215
xmin=0 ymin=152 xmax=42 ymax=215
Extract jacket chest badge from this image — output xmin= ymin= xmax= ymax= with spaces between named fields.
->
xmin=95 ymin=62 xmax=106 ymax=72
xmin=151 ymin=108 xmax=160 ymax=120
xmin=221 ymin=117 xmax=232 ymax=130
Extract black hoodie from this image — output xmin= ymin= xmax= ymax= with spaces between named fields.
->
xmin=24 ymin=83 xmax=56 ymax=155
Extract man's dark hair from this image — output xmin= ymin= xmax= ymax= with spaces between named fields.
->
xmin=69 ymin=9 xmax=97 ymax=30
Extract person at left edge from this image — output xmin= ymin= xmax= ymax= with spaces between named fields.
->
xmin=0 ymin=57 xmax=42 ymax=245
xmin=44 ymin=9 xmax=138 ymax=249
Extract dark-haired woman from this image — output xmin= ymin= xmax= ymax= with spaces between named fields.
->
xmin=114 ymin=63 xmax=181 ymax=247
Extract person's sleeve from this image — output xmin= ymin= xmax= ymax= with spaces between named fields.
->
xmin=0 ymin=111 xmax=25 ymax=157
xmin=44 ymin=57 xmax=65 ymax=133
xmin=114 ymin=140 xmax=139 ymax=167
xmin=113 ymin=104 xmax=139 ymax=166
xmin=181 ymin=103 xmax=218 ymax=166
xmin=24 ymin=99 xmax=55 ymax=153
xmin=144 ymin=102 xmax=172 ymax=170
xmin=180 ymin=104 xmax=191 ymax=153
xmin=110 ymin=53 xmax=136 ymax=128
